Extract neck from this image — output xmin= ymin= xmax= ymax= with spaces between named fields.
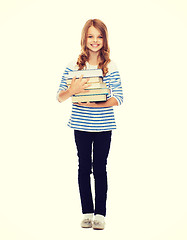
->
xmin=88 ymin=50 xmax=100 ymax=65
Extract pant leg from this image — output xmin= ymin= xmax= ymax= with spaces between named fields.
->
xmin=74 ymin=130 xmax=94 ymax=214
xmin=92 ymin=131 xmax=112 ymax=216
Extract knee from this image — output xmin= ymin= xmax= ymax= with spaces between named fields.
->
xmin=93 ymin=166 xmax=107 ymax=178
xmin=78 ymin=163 xmax=92 ymax=176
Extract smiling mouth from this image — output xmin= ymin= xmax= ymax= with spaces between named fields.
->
xmin=91 ymin=44 xmax=100 ymax=47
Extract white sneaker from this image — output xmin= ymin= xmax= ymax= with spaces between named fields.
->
xmin=92 ymin=220 xmax=105 ymax=230
xmin=81 ymin=218 xmax=93 ymax=228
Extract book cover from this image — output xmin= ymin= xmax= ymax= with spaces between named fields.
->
xmin=66 ymin=76 xmax=103 ymax=85
xmin=67 ymin=69 xmax=103 ymax=79
xmin=72 ymin=94 xmax=107 ymax=103
xmin=75 ymin=88 xmax=110 ymax=96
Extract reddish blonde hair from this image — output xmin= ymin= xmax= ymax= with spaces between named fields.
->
xmin=77 ymin=19 xmax=111 ymax=76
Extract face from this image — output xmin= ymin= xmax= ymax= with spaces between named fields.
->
xmin=86 ymin=26 xmax=104 ymax=53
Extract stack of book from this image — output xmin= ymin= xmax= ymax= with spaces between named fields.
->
xmin=66 ymin=69 xmax=110 ymax=103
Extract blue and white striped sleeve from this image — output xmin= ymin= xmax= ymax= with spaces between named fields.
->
xmin=109 ymin=64 xmax=124 ymax=106
xmin=56 ymin=66 xmax=72 ymax=101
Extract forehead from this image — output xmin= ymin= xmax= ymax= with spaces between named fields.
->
xmin=87 ymin=26 xmax=102 ymax=35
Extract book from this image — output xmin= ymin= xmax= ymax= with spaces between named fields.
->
xmin=67 ymin=69 xmax=103 ymax=79
xmin=68 ymin=82 xmax=107 ymax=89
xmin=75 ymin=88 xmax=110 ymax=96
xmin=72 ymin=94 xmax=107 ymax=103
xmin=83 ymin=82 xmax=106 ymax=89
xmin=66 ymin=69 xmax=109 ymax=103
xmin=66 ymin=76 xmax=103 ymax=85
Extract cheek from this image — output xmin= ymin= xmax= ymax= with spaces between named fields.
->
xmin=86 ymin=39 xmax=89 ymax=46
xmin=86 ymin=38 xmax=91 ymax=45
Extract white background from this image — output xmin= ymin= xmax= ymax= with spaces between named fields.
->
xmin=0 ymin=0 xmax=187 ymax=239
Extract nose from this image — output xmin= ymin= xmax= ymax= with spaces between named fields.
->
xmin=93 ymin=37 xmax=97 ymax=42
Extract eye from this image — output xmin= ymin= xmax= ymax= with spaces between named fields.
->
xmin=98 ymin=36 xmax=103 ymax=39
xmin=88 ymin=35 xmax=93 ymax=38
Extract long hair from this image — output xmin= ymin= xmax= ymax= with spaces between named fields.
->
xmin=77 ymin=19 xmax=111 ymax=76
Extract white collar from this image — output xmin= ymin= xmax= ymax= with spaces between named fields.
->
xmin=86 ymin=62 xmax=98 ymax=69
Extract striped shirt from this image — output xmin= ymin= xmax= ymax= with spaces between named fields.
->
xmin=57 ymin=60 xmax=123 ymax=132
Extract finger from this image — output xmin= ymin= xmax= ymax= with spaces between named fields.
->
xmin=79 ymin=75 xmax=84 ymax=80
xmin=83 ymin=84 xmax=92 ymax=89
xmin=81 ymin=78 xmax=88 ymax=85
xmin=71 ymin=76 xmax=76 ymax=83
xmin=82 ymin=89 xmax=90 ymax=93
xmin=81 ymin=88 xmax=90 ymax=93
xmin=85 ymin=78 xmax=90 ymax=83
xmin=73 ymin=102 xmax=83 ymax=106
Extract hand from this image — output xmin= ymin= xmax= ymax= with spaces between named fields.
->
xmin=69 ymin=75 xmax=91 ymax=95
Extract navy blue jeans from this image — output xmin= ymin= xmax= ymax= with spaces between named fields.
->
xmin=74 ymin=130 xmax=112 ymax=216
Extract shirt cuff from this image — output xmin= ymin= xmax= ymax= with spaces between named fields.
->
xmin=112 ymin=96 xmax=120 ymax=106
xmin=56 ymin=90 xmax=62 ymax=102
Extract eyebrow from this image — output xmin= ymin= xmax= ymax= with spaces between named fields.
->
xmin=87 ymin=34 xmax=103 ymax=36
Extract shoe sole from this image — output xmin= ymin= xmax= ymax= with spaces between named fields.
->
xmin=93 ymin=228 xmax=104 ymax=230
xmin=93 ymin=226 xmax=104 ymax=230
xmin=81 ymin=226 xmax=92 ymax=228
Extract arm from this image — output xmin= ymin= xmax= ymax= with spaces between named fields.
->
xmin=57 ymin=89 xmax=73 ymax=103
xmin=57 ymin=76 xmax=91 ymax=103
xmin=109 ymin=71 xmax=123 ymax=106
xmin=75 ymin=97 xmax=118 ymax=107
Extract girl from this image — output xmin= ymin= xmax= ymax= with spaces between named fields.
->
xmin=57 ymin=19 xmax=123 ymax=230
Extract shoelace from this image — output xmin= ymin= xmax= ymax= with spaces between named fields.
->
xmin=93 ymin=220 xmax=102 ymax=226
xmin=83 ymin=219 xmax=92 ymax=224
